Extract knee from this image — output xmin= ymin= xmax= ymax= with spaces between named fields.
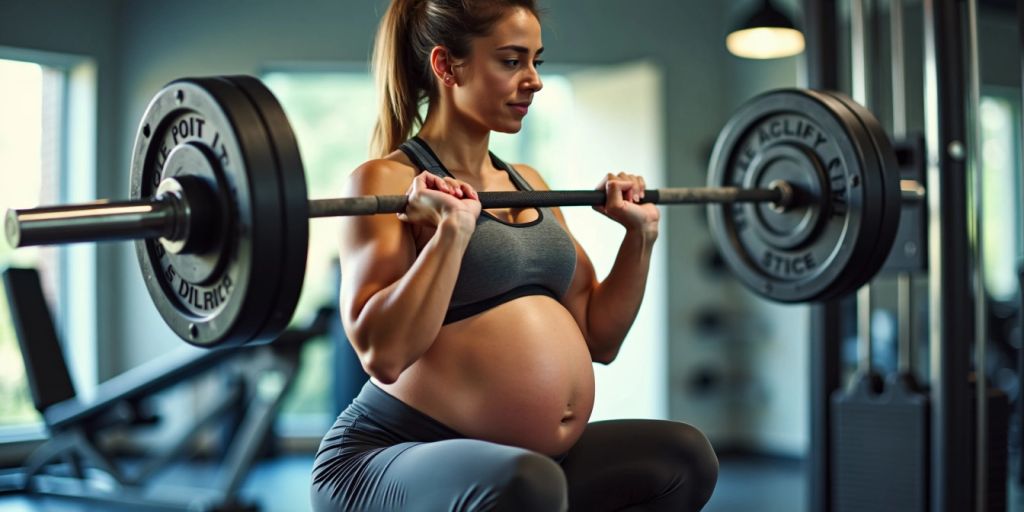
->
xmin=492 ymin=452 xmax=567 ymax=512
xmin=667 ymin=422 xmax=719 ymax=507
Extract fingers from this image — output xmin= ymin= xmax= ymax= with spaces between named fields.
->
xmin=600 ymin=172 xmax=647 ymax=204
xmin=419 ymin=172 xmax=454 ymax=195
xmin=437 ymin=176 xmax=478 ymax=200
xmin=458 ymin=181 xmax=479 ymax=200
xmin=605 ymin=179 xmax=626 ymax=209
xmin=617 ymin=172 xmax=645 ymax=202
xmin=443 ymin=177 xmax=465 ymax=198
xmin=415 ymin=172 xmax=479 ymax=199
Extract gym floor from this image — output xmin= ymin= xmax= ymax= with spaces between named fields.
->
xmin=0 ymin=454 xmax=803 ymax=511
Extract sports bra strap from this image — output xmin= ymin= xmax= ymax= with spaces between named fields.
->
xmin=398 ymin=137 xmax=446 ymax=178
xmin=400 ymin=137 xmax=534 ymax=192
xmin=489 ymin=153 xmax=534 ymax=192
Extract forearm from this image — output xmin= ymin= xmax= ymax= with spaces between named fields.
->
xmin=353 ymin=216 xmax=472 ymax=381
xmin=585 ymin=228 xmax=658 ymax=362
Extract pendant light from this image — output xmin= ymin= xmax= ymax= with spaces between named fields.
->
xmin=726 ymin=0 xmax=806 ymax=59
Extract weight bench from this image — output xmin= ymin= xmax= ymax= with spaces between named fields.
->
xmin=0 ymin=267 xmax=332 ymax=511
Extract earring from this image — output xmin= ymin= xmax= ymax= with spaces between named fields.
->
xmin=443 ymin=73 xmax=454 ymax=86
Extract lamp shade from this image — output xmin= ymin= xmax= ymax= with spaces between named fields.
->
xmin=726 ymin=0 xmax=805 ymax=59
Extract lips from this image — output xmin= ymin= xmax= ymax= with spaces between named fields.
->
xmin=509 ymin=102 xmax=531 ymax=116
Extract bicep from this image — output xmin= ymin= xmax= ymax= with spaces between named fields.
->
xmin=337 ymin=164 xmax=416 ymax=337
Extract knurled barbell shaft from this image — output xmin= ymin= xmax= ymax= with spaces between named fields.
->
xmin=6 ymin=185 xmax=787 ymax=248
xmin=306 ymin=186 xmax=787 ymax=218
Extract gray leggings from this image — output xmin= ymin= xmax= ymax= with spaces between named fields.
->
xmin=310 ymin=381 xmax=718 ymax=512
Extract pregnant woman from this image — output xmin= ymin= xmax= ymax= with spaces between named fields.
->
xmin=311 ymin=1 xmax=719 ymax=510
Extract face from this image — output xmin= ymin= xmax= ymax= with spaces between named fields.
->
xmin=450 ymin=7 xmax=544 ymax=133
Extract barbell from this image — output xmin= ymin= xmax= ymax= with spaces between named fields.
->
xmin=3 ymin=75 xmax=921 ymax=348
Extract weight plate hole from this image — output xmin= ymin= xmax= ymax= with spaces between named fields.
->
xmin=143 ymin=124 xmax=151 ymax=138
xmin=176 ymin=90 xmax=185 ymax=103
xmin=188 ymin=323 xmax=198 ymax=339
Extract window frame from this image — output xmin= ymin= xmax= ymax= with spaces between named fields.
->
xmin=0 ymin=46 xmax=97 ymax=451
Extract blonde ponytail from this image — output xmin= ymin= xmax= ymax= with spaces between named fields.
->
xmin=370 ymin=0 xmax=425 ymax=158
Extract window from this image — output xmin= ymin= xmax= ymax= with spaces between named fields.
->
xmin=0 ymin=58 xmax=63 ymax=431
xmin=979 ymin=92 xmax=1022 ymax=303
xmin=262 ymin=70 xmax=378 ymax=435
xmin=0 ymin=51 xmax=96 ymax=444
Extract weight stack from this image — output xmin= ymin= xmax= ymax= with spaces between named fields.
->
xmin=831 ymin=373 xmax=929 ymax=512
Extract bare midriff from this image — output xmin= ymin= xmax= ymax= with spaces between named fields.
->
xmin=377 ymin=294 xmax=596 ymax=456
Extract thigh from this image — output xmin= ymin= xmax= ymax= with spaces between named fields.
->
xmin=560 ymin=420 xmax=719 ymax=512
xmin=312 ymin=438 xmax=567 ymax=512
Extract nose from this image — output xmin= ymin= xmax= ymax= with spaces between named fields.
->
xmin=524 ymin=65 xmax=543 ymax=93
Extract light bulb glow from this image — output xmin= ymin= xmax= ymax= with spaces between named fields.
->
xmin=726 ymin=27 xmax=805 ymax=59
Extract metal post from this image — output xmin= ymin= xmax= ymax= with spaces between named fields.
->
xmin=923 ymin=1 xmax=974 ymax=511
xmin=964 ymin=0 xmax=987 ymax=509
xmin=1017 ymin=0 xmax=1024 ymax=487
xmin=803 ymin=0 xmax=840 ymax=91
xmin=897 ymin=273 xmax=913 ymax=372
xmin=803 ymin=1 xmax=841 ymax=511
xmin=890 ymin=0 xmax=906 ymax=138
xmin=850 ymin=4 xmax=875 ymax=482
xmin=850 ymin=0 xmax=869 ymax=106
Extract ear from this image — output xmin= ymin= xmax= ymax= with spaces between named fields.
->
xmin=429 ymin=46 xmax=457 ymax=87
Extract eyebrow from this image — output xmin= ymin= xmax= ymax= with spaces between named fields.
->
xmin=495 ymin=45 xmax=544 ymax=55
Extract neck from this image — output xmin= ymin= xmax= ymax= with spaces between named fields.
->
xmin=417 ymin=100 xmax=492 ymax=179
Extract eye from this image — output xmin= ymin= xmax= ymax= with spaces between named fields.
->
xmin=503 ymin=59 xmax=520 ymax=68
xmin=534 ymin=59 xmax=545 ymax=68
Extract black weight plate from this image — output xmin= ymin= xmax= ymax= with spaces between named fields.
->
xmin=220 ymin=75 xmax=309 ymax=341
xmin=130 ymin=78 xmax=284 ymax=348
xmin=820 ymin=91 xmax=902 ymax=298
xmin=816 ymin=92 xmax=898 ymax=299
xmin=707 ymin=89 xmax=881 ymax=303
xmin=795 ymin=90 xmax=886 ymax=302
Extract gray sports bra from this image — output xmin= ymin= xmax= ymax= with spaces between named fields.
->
xmin=399 ymin=137 xmax=578 ymax=324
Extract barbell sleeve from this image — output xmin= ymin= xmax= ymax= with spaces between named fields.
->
xmin=6 ymin=199 xmax=177 ymax=248
xmin=900 ymin=179 xmax=926 ymax=202
xmin=307 ymin=186 xmax=788 ymax=218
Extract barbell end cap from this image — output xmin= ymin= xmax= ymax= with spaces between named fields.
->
xmin=767 ymin=180 xmax=795 ymax=212
xmin=5 ymin=209 xmax=21 ymax=248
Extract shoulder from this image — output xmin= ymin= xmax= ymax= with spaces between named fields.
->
xmin=347 ymin=151 xmax=419 ymax=195
xmin=510 ymin=163 xmax=551 ymax=191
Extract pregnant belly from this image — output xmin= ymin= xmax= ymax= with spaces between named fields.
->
xmin=379 ymin=295 xmax=596 ymax=456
